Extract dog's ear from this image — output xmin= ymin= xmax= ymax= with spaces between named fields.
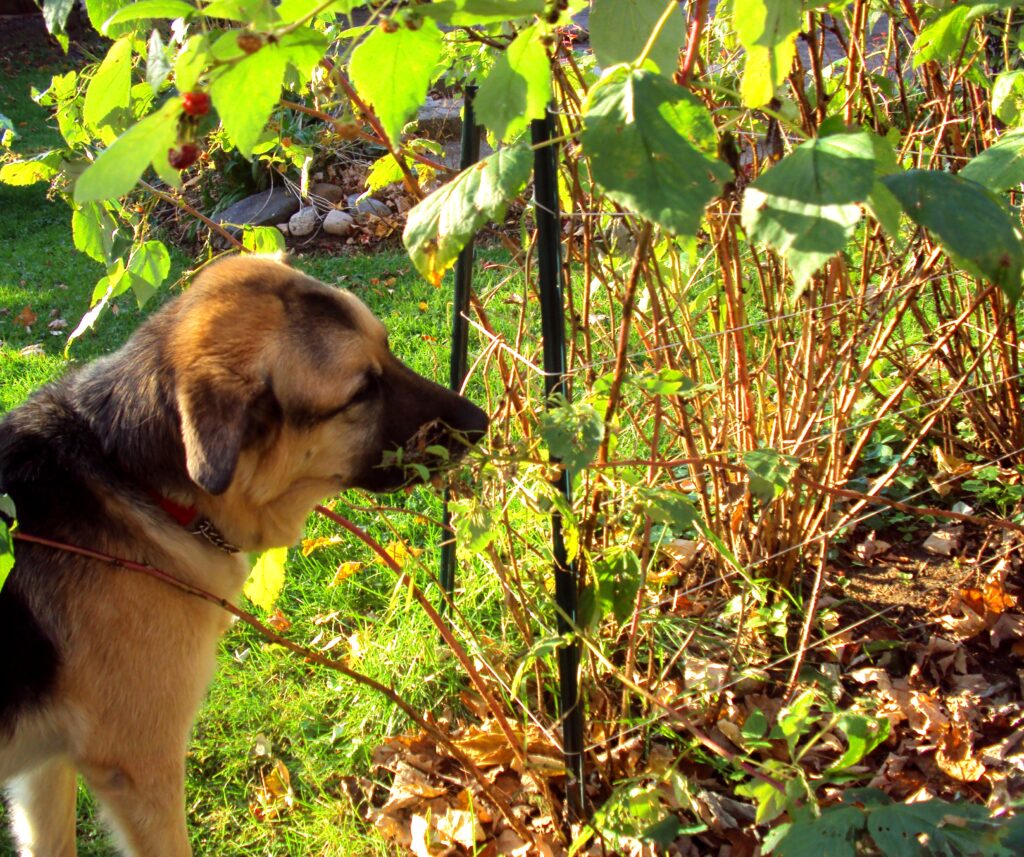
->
xmin=176 ymin=373 xmax=257 ymax=495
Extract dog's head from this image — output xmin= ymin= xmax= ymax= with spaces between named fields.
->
xmin=122 ymin=255 xmax=487 ymax=548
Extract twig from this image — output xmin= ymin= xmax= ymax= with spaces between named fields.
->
xmin=139 ymin=180 xmax=245 ymax=251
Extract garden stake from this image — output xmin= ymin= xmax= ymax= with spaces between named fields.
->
xmin=440 ymin=84 xmax=481 ymax=611
xmin=531 ymin=107 xmax=585 ymax=819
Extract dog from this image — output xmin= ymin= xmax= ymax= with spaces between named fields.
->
xmin=0 ymin=254 xmax=488 ymax=856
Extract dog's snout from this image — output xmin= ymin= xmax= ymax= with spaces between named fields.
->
xmin=448 ymin=398 xmax=489 ymax=449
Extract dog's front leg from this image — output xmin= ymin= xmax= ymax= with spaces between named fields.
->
xmin=5 ymin=756 xmax=78 ymax=857
xmin=79 ymin=758 xmax=191 ymax=857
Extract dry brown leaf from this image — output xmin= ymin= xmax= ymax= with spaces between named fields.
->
xmin=855 ymin=532 xmax=892 ymax=561
xmin=267 ymin=609 xmax=291 ymax=632
xmin=382 ymin=540 xmax=423 ymax=569
xmin=434 ymin=806 xmax=485 ymax=848
xmin=409 ymin=813 xmax=446 ymax=857
xmin=992 ymin=613 xmax=1024 ymax=648
xmin=382 ymin=761 xmax=448 ymax=813
xmin=905 ymin=691 xmax=949 ymax=738
xmin=249 ymin=758 xmax=294 ymax=821
xmin=933 ymin=447 xmax=973 ymax=476
xmin=936 ymin=720 xmax=986 ymax=782
xmin=13 ymin=305 xmax=37 ymax=329
xmin=300 ymin=534 xmax=345 ymax=556
xmin=331 ymin=560 xmax=363 ymax=586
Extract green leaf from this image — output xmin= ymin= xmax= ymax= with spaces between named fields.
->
xmin=882 ymin=169 xmax=1024 ymax=301
xmin=276 ymin=0 xmax=359 ymax=24
xmin=733 ymin=0 xmax=803 ymax=108
xmin=103 ymin=0 xmax=196 ymax=30
xmin=74 ymin=98 xmax=182 ymax=203
xmin=404 ymin=143 xmax=532 ymax=284
xmin=67 ymin=260 xmax=128 ymax=347
xmin=589 ymin=0 xmax=685 ymax=77
xmin=0 ymin=153 xmax=62 ymax=187
xmin=539 ymin=402 xmax=604 ymax=472
xmin=582 ymin=67 xmax=730 ymax=236
xmin=126 ymin=239 xmax=171 ymax=304
xmin=866 ymin=802 xmax=950 ymax=857
xmin=203 ymin=0 xmax=278 ymax=25
xmin=276 ymin=28 xmax=328 ymax=86
xmin=174 ymin=34 xmax=208 ymax=93
xmin=736 ymin=777 xmax=790 ymax=826
xmin=72 ymin=202 xmax=118 ymax=264
xmin=366 ymin=152 xmax=407 ymax=192
xmin=244 ymin=547 xmax=288 ymax=612
xmin=475 ymin=23 xmax=551 ymax=142
xmin=87 ymin=0 xmax=143 ymax=37
xmin=992 ymin=69 xmax=1024 ymax=125
xmin=961 ymin=130 xmax=1024 ymax=193
xmin=744 ymin=448 xmax=799 ymax=505
xmin=631 ymin=368 xmax=699 ymax=397
xmin=742 ymin=709 xmax=768 ymax=740
xmin=913 ymin=6 xmax=972 ymax=68
xmin=594 ymin=550 xmax=642 ymax=625
xmin=210 ymin=45 xmax=287 ymax=157
xmin=349 ymin=19 xmax=442 ymax=146
xmin=83 ymin=37 xmax=134 ymax=137
xmin=241 ymin=225 xmax=286 ymax=254
xmin=0 ymin=493 xmax=15 ymax=595
xmin=774 ymin=806 xmax=865 ymax=857
xmin=427 ymin=0 xmax=544 ymax=25
xmin=639 ymin=487 xmax=697 ymax=532
xmin=828 ymin=714 xmax=890 ymax=774
xmin=147 ymin=28 xmax=173 ymax=93
xmin=42 ymin=0 xmax=78 ymax=38
xmin=449 ymin=498 xmax=499 ymax=555
xmin=742 ymin=131 xmax=876 ymax=290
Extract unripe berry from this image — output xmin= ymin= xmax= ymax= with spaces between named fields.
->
xmin=236 ymin=31 xmax=263 ymax=54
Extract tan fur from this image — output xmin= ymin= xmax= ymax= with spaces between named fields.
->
xmin=0 ymin=255 xmax=487 ymax=855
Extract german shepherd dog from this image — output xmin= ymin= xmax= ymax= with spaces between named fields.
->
xmin=0 ymin=255 xmax=488 ymax=855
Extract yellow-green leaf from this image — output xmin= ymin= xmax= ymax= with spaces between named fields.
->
xmin=245 ymin=547 xmax=288 ymax=612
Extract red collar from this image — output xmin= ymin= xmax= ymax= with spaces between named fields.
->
xmin=146 ymin=490 xmax=239 ymax=554
xmin=149 ymin=491 xmax=200 ymax=527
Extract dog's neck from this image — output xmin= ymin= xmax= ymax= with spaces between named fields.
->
xmin=147 ymin=489 xmax=240 ymax=554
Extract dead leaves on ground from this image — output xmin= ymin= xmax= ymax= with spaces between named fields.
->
xmin=361 ymin=720 xmax=566 ymax=856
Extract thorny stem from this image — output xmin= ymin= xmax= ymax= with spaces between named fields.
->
xmin=331 ymin=75 xmax=424 ymax=198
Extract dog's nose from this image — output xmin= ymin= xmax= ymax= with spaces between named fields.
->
xmin=454 ymin=398 xmax=489 ymax=446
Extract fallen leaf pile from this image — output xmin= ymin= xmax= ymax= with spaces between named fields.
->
xmin=362 ymin=719 xmax=573 ymax=856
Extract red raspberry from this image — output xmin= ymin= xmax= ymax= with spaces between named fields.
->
xmin=181 ymin=91 xmax=210 ymax=117
xmin=168 ymin=143 xmax=201 ymax=170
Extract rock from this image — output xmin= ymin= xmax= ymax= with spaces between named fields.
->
xmin=308 ymin=181 xmax=345 ymax=210
xmin=288 ymin=206 xmax=319 ymax=237
xmin=275 ymin=223 xmax=289 ymax=236
xmin=323 ymin=210 xmax=355 ymax=237
xmin=215 ymin=187 xmax=299 ymax=235
xmin=347 ymin=194 xmax=391 ymax=219
xmin=416 ymin=96 xmax=463 ymax=140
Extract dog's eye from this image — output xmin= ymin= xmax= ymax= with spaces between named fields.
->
xmin=337 ymin=374 xmax=380 ymax=412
